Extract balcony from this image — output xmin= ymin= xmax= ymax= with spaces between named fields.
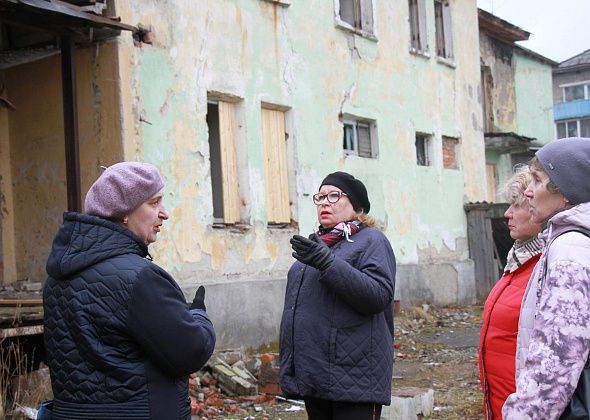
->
xmin=554 ymin=99 xmax=590 ymax=121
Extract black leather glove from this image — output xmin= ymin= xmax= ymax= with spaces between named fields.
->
xmin=190 ymin=286 xmax=206 ymax=311
xmin=290 ymin=234 xmax=334 ymax=271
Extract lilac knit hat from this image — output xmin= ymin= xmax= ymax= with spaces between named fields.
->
xmin=536 ymin=137 xmax=590 ymax=205
xmin=84 ymin=162 xmax=165 ymax=219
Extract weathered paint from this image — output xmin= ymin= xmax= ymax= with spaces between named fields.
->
xmin=2 ymin=0 xmax=488 ymax=348
xmin=480 ymin=30 xmax=554 ymax=200
xmin=112 ymin=0 xmax=483 ymax=327
xmin=1 ymin=44 xmax=123 ymax=283
xmin=514 ymin=52 xmax=554 ymax=143
xmin=479 ymin=33 xmax=518 ymax=132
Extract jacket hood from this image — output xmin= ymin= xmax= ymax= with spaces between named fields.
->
xmin=542 ymin=202 xmax=590 ymax=243
xmin=46 ymin=212 xmax=148 ymax=280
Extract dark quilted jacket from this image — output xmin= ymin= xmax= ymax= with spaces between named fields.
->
xmin=279 ymin=227 xmax=396 ymax=405
xmin=43 ymin=212 xmax=216 ymax=420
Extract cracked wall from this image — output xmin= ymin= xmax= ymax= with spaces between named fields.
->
xmin=113 ymin=0 xmax=483 ymax=346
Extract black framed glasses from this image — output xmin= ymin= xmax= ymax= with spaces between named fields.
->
xmin=313 ymin=191 xmax=348 ymax=205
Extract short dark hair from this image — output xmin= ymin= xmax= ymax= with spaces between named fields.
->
xmin=529 ymin=157 xmax=560 ymax=194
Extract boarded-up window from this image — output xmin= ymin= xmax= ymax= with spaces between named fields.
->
xmin=207 ymin=100 xmax=240 ymax=224
xmin=409 ymin=0 xmax=427 ymax=51
xmin=486 ymin=163 xmax=497 ymax=203
xmin=338 ymin=0 xmax=374 ymax=34
xmin=415 ymin=133 xmax=431 ymax=166
xmin=442 ymin=136 xmax=459 ymax=169
xmin=342 ymin=118 xmax=376 ymax=158
xmin=261 ymin=108 xmax=290 ymax=224
xmin=434 ymin=0 xmax=453 ymax=59
xmin=481 ymin=65 xmax=494 ymax=132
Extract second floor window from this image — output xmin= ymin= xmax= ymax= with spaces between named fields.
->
xmin=434 ymin=0 xmax=453 ymax=59
xmin=563 ymin=82 xmax=590 ymax=102
xmin=338 ymin=0 xmax=374 ymax=35
xmin=343 ymin=118 xmax=376 ymax=158
xmin=409 ymin=0 xmax=427 ymax=52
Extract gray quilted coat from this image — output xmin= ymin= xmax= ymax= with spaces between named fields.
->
xmin=279 ymin=226 xmax=396 ymax=404
xmin=43 ymin=212 xmax=216 ymax=419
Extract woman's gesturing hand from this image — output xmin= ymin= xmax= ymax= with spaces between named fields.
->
xmin=290 ymin=234 xmax=334 ymax=271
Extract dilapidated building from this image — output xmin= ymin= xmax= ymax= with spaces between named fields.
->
xmin=478 ymin=9 xmax=556 ymax=202
xmin=1 ymin=0 xmax=489 ymax=348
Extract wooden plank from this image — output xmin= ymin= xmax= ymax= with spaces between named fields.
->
xmin=261 ymin=108 xmax=290 ymax=224
xmin=0 ymin=298 xmax=43 ymax=306
xmin=218 ymin=101 xmax=240 ymax=223
xmin=0 ymin=324 xmax=44 ymax=338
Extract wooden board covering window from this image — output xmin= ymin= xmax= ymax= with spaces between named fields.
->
xmin=218 ymin=101 xmax=240 ymax=223
xmin=486 ymin=163 xmax=497 ymax=203
xmin=261 ymin=108 xmax=290 ymax=224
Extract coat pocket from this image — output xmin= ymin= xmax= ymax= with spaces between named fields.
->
xmin=330 ymin=323 xmax=371 ymax=367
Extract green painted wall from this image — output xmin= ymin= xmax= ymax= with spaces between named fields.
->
xmin=113 ymin=0 xmax=484 ymax=317
xmin=514 ymin=52 xmax=555 ymax=144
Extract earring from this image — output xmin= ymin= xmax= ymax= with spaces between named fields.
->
xmin=123 ymin=217 xmax=128 ymax=224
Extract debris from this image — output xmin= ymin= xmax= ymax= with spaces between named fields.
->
xmin=211 ymin=358 xmax=258 ymax=396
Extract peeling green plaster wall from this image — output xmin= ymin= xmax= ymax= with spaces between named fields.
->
xmin=514 ymin=53 xmax=555 ymax=144
xmin=115 ymin=0 xmax=484 ymax=320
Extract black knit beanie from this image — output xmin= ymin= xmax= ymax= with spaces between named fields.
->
xmin=320 ymin=172 xmax=371 ymax=213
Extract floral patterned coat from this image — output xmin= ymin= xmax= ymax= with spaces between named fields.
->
xmin=503 ymin=202 xmax=590 ymax=420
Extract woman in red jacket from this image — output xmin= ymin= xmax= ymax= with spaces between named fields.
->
xmin=478 ymin=166 xmax=542 ymax=419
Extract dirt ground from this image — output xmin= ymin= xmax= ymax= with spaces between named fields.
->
xmin=208 ymin=304 xmax=484 ymax=419
xmin=392 ymin=304 xmax=484 ymax=419
xmin=2 ymin=304 xmax=483 ymax=419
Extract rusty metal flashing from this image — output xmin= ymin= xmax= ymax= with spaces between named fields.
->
xmin=478 ymin=8 xmax=529 ymax=44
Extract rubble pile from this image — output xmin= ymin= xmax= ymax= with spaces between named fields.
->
xmin=188 ymin=351 xmax=305 ymax=419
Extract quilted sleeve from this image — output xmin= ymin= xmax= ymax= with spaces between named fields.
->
xmin=319 ymin=232 xmax=396 ymax=315
xmin=126 ymin=265 xmax=216 ymax=377
xmin=502 ymin=259 xmax=590 ymax=420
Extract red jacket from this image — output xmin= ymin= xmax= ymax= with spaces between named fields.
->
xmin=478 ymin=254 xmax=540 ymax=420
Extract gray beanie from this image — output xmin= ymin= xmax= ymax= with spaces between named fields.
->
xmin=84 ymin=162 xmax=165 ymax=219
xmin=536 ymin=137 xmax=590 ymax=205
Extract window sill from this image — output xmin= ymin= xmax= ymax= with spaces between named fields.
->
xmin=212 ymin=223 xmax=252 ymax=234
xmin=436 ymin=56 xmax=456 ymax=69
xmin=410 ymin=48 xmax=430 ymax=59
xmin=267 ymin=222 xmax=298 ymax=231
xmin=335 ymin=20 xmax=378 ymax=42
xmin=260 ymin=0 xmax=291 ymax=6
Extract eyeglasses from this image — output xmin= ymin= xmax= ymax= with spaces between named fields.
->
xmin=313 ymin=191 xmax=348 ymax=205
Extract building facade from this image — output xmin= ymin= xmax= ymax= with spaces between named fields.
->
xmin=478 ymin=9 xmax=555 ymax=203
xmin=1 ymin=0 xmax=486 ymax=348
xmin=553 ymin=49 xmax=590 ymax=139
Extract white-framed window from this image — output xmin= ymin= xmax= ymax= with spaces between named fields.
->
xmin=434 ymin=0 xmax=453 ymax=59
xmin=336 ymin=0 xmax=375 ymax=36
xmin=342 ymin=117 xmax=378 ymax=158
xmin=556 ymin=118 xmax=590 ymax=138
xmin=409 ymin=0 xmax=428 ymax=52
xmin=415 ymin=133 xmax=432 ymax=166
xmin=562 ymin=81 xmax=590 ymax=102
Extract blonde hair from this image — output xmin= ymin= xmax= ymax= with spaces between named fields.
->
xmin=355 ymin=211 xmax=377 ymax=228
xmin=503 ymin=164 xmax=532 ymax=206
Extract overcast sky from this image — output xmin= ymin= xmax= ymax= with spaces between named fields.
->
xmin=477 ymin=0 xmax=590 ymax=63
